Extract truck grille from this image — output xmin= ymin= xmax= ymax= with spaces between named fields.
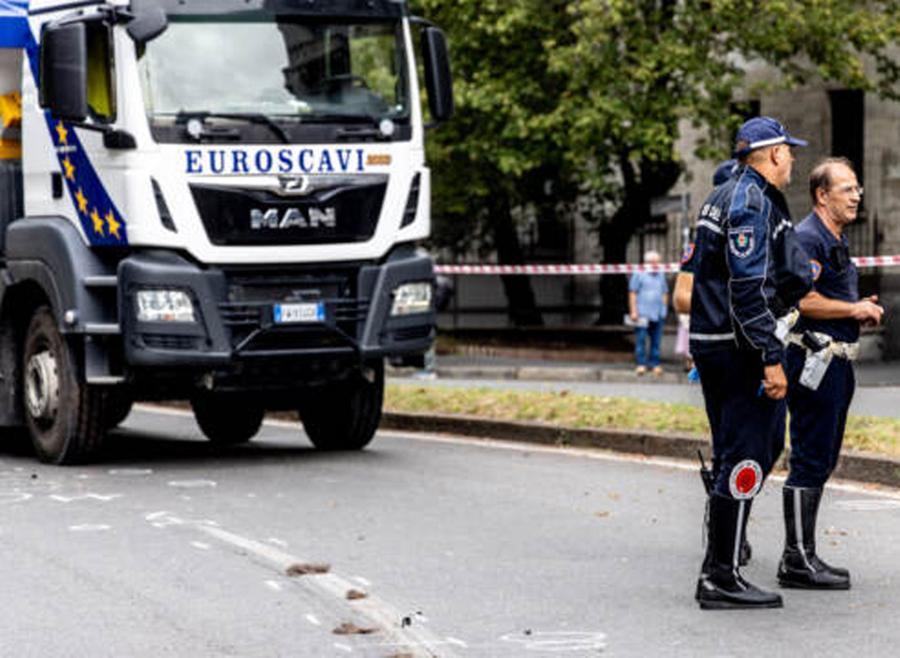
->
xmin=190 ymin=178 xmax=387 ymax=246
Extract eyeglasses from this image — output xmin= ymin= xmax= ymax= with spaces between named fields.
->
xmin=832 ymin=184 xmax=864 ymax=196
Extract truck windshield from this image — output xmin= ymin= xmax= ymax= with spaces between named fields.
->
xmin=137 ymin=16 xmax=409 ymax=125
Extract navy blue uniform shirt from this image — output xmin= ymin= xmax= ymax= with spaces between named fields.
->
xmin=793 ymin=212 xmax=860 ymax=343
xmin=682 ymin=165 xmax=812 ymax=364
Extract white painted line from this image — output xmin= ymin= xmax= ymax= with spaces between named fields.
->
xmin=333 ymin=643 xmax=353 ymax=653
xmin=69 ymin=524 xmax=111 ymax=532
xmin=168 ymin=480 xmax=217 ymax=489
xmin=191 ymin=541 xmax=211 ymax=550
xmin=0 ymin=493 xmax=32 ymax=504
xmin=446 ymin=637 xmax=468 ymax=648
xmin=353 ymin=576 xmax=372 ymax=588
xmin=265 ymin=580 xmax=283 ymax=592
xmin=108 ymin=469 xmax=153 ymax=476
xmin=386 ymin=430 xmax=900 ymax=500
xmin=267 ymin=538 xmax=288 ymax=548
xmin=834 ymin=499 xmax=900 ymax=511
xmin=196 ymin=524 xmax=457 ymax=657
xmin=305 ymin=613 xmax=322 ymax=627
xmin=50 ymin=493 xmax=123 ymax=503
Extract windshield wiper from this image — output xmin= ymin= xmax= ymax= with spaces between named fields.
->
xmin=175 ymin=111 xmax=290 ymax=144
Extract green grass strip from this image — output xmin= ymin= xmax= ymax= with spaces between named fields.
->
xmin=385 ymin=384 xmax=900 ymax=457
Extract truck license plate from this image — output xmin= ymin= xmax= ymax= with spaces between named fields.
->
xmin=273 ymin=302 xmax=325 ymax=324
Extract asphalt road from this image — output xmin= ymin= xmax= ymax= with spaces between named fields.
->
xmin=395 ymin=376 xmax=900 ymax=419
xmin=2 ymin=408 xmax=900 ymax=657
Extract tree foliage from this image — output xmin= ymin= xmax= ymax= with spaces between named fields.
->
xmin=412 ymin=0 xmax=900 ymax=322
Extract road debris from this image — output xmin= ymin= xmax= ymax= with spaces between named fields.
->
xmin=333 ymin=622 xmax=378 ymax=635
xmin=346 ymin=589 xmax=368 ymax=600
xmin=286 ymin=562 xmax=331 ymax=576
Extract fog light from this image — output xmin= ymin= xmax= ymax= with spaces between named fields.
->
xmin=136 ymin=290 xmax=196 ymax=323
xmin=391 ymin=281 xmax=432 ymax=316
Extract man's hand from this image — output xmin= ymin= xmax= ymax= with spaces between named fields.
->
xmin=851 ymin=298 xmax=884 ymax=327
xmin=763 ymin=363 xmax=788 ymax=400
xmin=629 ymin=310 xmax=639 ymax=323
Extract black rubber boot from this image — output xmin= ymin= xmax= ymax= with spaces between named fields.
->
xmin=778 ymin=486 xmax=850 ymax=589
xmin=696 ymin=494 xmax=783 ymax=609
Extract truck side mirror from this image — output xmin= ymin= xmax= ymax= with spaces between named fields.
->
xmin=127 ymin=0 xmax=168 ymax=45
xmin=39 ymin=22 xmax=88 ymax=122
xmin=421 ymin=27 xmax=454 ymax=124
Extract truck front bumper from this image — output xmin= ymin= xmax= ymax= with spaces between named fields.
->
xmin=118 ymin=246 xmax=435 ymax=370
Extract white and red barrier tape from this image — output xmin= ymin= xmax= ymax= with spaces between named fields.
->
xmin=435 ymin=255 xmax=900 ymax=276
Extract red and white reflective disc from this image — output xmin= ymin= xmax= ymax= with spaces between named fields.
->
xmin=728 ymin=460 xmax=763 ymax=499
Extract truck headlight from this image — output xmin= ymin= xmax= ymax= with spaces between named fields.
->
xmin=136 ymin=290 xmax=196 ymax=323
xmin=390 ymin=282 xmax=432 ymax=317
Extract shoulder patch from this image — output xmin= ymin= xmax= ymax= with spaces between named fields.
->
xmin=810 ymin=259 xmax=822 ymax=281
xmin=728 ymin=227 xmax=755 ymax=259
xmin=745 ymin=184 xmax=764 ymax=213
xmin=681 ymin=242 xmax=696 ymax=265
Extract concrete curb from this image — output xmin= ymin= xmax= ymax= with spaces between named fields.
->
xmin=380 ymin=411 xmax=900 ymax=489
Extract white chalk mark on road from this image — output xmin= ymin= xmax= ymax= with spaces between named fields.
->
xmin=267 ymin=537 xmax=288 ymax=547
xmin=305 ymin=613 xmax=322 ymax=627
xmin=265 ymin=580 xmax=283 ymax=592
xmin=69 ymin=524 xmax=111 ymax=532
xmin=333 ymin=643 xmax=353 ymax=653
xmin=500 ymin=630 xmax=608 ymax=653
xmin=834 ymin=499 xmax=900 ymax=512
xmin=50 ymin=493 xmax=122 ymax=503
xmin=191 ymin=541 xmax=211 ymax=550
xmin=168 ymin=480 xmax=217 ymax=489
xmin=108 ymin=469 xmax=153 ymax=477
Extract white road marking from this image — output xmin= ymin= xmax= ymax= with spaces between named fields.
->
xmin=446 ymin=637 xmax=468 ymax=648
xmin=353 ymin=576 xmax=372 ymax=588
xmin=108 ymin=469 xmax=153 ymax=476
xmin=333 ymin=643 xmax=353 ymax=653
xmin=267 ymin=538 xmax=288 ymax=548
xmin=386 ymin=430 xmax=900 ymax=500
xmin=500 ymin=630 xmax=608 ymax=653
xmin=0 ymin=493 xmax=32 ymax=504
xmin=305 ymin=613 xmax=322 ymax=627
xmin=168 ymin=480 xmax=217 ymax=489
xmin=834 ymin=499 xmax=900 ymax=512
xmin=69 ymin=524 xmax=111 ymax=532
xmin=195 ymin=524 xmax=457 ymax=657
xmin=265 ymin=580 xmax=283 ymax=592
xmin=191 ymin=541 xmax=211 ymax=550
xmin=49 ymin=493 xmax=122 ymax=503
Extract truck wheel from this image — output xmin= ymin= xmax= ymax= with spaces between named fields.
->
xmin=191 ymin=393 xmax=264 ymax=445
xmin=22 ymin=306 xmax=107 ymax=464
xmin=104 ymin=391 xmax=134 ymax=429
xmin=298 ymin=361 xmax=383 ymax=451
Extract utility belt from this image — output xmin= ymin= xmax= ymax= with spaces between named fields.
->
xmin=786 ymin=330 xmax=859 ymax=391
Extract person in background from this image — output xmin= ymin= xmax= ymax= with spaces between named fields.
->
xmin=628 ymin=250 xmax=669 ymax=376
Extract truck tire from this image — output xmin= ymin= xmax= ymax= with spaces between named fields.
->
xmin=298 ymin=361 xmax=383 ymax=451
xmin=104 ymin=391 xmax=134 ymax=429
xmin=191 ymin=393 xmax=264 ymax=445
xmin=22 ymin=306 xmax=107 ymax=464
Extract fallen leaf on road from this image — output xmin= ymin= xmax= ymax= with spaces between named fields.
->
xmin=594 ymin=511 xmax=611 ymax=518
xmin=333 ymin=622 xmax=378 ymax=635
xmin=346 ymin=589 xmax=368 ymax=600
xmin=824 ymin=526 xmax=848 ymax=536
xmin=608 ymin=492 xmax=621 ymax=501
xmin=286 ymin=563 xmax=330 ymax=576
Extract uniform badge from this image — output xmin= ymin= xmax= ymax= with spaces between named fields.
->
xmin=810 ymin=259 xmax=822 ymax=281
xmin=728 ymin=227 xmax=755 ymax=259
xmin=681 ymin=242 xmax=696 ymax=266
xmin=728 ymin=460 xmax=763 ymax=499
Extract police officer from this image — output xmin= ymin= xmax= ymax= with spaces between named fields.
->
xmin=683 ymin=117 xmax=813 ymax=610
xmin=778 ymin=158 xmax=884 ymax=590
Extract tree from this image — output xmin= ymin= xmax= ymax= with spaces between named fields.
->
xmin=414 ymin=0 xmax=900 ymax=323
xmin=552 ymin=0 xmax=900 ymax=319
xmin=411 ymin=0 xmax=577 ymax=326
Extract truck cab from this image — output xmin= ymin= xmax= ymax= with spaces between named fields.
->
xmin=0 ymin=0 xmax=453 ymax=463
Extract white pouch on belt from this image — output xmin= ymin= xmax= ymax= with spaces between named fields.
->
xmin=799 ymin=348 xmax=833 ymax=391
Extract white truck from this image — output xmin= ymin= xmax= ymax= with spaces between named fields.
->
xmin=0 ymin=0 xmax=453 ymax=463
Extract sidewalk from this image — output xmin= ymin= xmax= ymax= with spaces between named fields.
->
xmin=390 ymin=349 xmax=900 ymax=387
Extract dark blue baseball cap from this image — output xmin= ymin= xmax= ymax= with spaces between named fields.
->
xmin=733 ymin=117 xmax=808 ymax=157
xmin=713 ymin=159 xmax=737 ymax=186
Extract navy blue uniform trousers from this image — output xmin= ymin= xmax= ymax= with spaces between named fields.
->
xmin=785 ymin=344 xmax=855 ymax=488
xmin=695 ymin=348 xmax=786 ymax=498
